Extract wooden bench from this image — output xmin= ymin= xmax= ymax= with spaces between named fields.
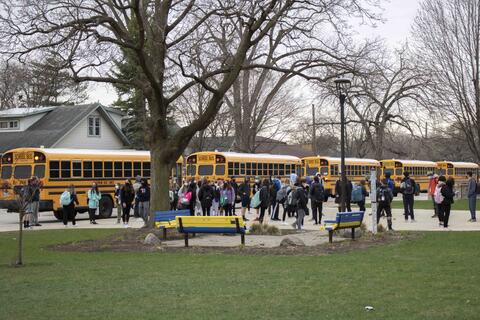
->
xmin=321 ymin=211 xmax=365 ymax=243
xmin=176 ymin=216 xmax=246 ymax=247
xmin=154 ymin=210 xmax=190 ymax=240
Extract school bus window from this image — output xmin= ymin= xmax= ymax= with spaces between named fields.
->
xmin=124 ymin=162 xmax=132 ymax=178
xmin=104 ymin=161 xmax=113 ymax=178
xmin=61 ymin=161 xmax=71 ymax=178
xmin=395 ymin=168 xmax=402 ymax=176
xmin=246 ymin=162 xmax=252 ymax=176
xmin=83 ymin=161 xmax=93 ymax=178
xmin=49 ymin=161 xmax=60 ymax=178
xmin=187 ymin=164 xmax=196 ymax=176
xmin=320 ymin=166 xmax=328 ymax=176
xmin=133 ymin=162 xmax=142 ymax=177
xmin=240 ymin=163 xmax=245 ymax=175
xmin=215 ymin=164 xmax=225 ymax=176
xmin=142 ymin=162 xmax=150 ymax=177
xmin=34 ymin=165 xmax=45 ymax=179
xmin=72 ymin=161 xmax=82 ymax=177
xmin=114 ymin=161 xmax=123 ymax=178
xmin=94 ymin=161 xmax=103 ymax=178
xmin=447 ymin=168 xmax=453 ymax=175
xmin=228 ymin=162 xmax=234 ymax=176
xmin=1 ymin=165 xmax=12 ymax=179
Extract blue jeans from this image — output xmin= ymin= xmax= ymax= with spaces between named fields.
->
xmin=468 ymin=196 xmax=477 ymax=219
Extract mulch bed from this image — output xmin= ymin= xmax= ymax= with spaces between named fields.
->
xmin=48 ymin=228 xmax=422 ymax=256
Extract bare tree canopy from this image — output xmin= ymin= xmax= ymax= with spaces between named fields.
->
xmin=413 ymin=0 xmax=480 ymax=161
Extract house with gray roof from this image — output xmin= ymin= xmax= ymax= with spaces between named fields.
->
xmin=0 ymin=103 xmax=130 ymax=153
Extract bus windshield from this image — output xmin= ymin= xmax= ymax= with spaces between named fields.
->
xmin=306 ymin=166 xmax=317 ymax=176
xmin=383 ymin=168 xmax=393 ymax=176
xmin=14 ymin=165 xmax=32 ymax=179
xmin=320 ymin=167 xmax=329 ymax=176
xmin=198 ymin=165 xmax=213 ymax=176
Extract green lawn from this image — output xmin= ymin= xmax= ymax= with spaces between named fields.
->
xmin=366 ymin=198 xmax=480 ymax=210
xmin=1 ymin=230 xmax=480 ymax=319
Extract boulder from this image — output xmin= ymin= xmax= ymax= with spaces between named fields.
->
xmin=280 ymin=235 xmax=305 ymax=247
xmin=144 ymin=233 xmax=161 ymax=246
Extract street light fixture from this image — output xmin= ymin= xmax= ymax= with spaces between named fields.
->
xmin=334 ymin=77 xmax=351 ymax=212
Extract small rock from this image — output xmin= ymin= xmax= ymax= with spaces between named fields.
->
xmin=144 ymin=233 xmax=161 ymax=245
xmin=280 ymin=235 xmax=305 ymax=247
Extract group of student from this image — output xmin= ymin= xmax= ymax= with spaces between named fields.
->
xmin=427 ymin=171 xmax=478 ymax=228
xmin=113 ymin=176 xmax=150 ymax=228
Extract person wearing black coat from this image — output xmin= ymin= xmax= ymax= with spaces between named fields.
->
xmin=310 ymin=176 xmax=325 ymax=224
xmin=440 ymin=177 xmax=455 ymax=228
xmin=335 ymin=179 xmax=353 ymax=212
xmin=198 ymin=178 xmax=214 ymax=216
xmin=187 ymin=181 xmax=197 ymax=216
xmin=62 ymin=185 xmax=79 ymax=227
xmin=258 ymin=179 xmax=270 ymax=223
xmin=120 ymin=179 xmax=135 ymax=226
xmin=238 ymin=178 xmax=251 ymax=221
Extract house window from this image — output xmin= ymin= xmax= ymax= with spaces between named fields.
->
xmin=0 ymin=120 xmax=19 ymax=130
xmin=88 ymin=116 xmax=101 ymax=136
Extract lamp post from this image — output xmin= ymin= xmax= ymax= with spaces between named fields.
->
xmin=334 ymin=77 xmax=351 ymax=212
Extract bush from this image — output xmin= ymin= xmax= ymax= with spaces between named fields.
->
xmin=249 ymin=223 xmax=281 ymax=235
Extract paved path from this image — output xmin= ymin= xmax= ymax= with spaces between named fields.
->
xmin=1 ymin=199 xmax=478 ymax=233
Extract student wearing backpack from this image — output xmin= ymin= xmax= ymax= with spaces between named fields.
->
xmin=400 ymin=172 xmax=416 ymax=222
xmin=198 ymin=178 xmax=214 ymax=216
xmin=87 ymin=183 xmax=101 ymax=225
xmin=221 ymin=182 xmax=235 ymax=216
xmin=238 ymin=178 xmax=251 ymax=221
xmin=258 ymin=179 xmax=270 ymax=223
xmin=467 ymin=171 xmax=477 ymax=222
xmin=274 ymin=183 xmax=288 ymax=222
xmin=268 ymin=179 xmax=277 ymax=219
xmin=376 ymin=179 xmax=394 ymax=231
xmin=310 ymin=176 xmax=325 ymax=225
xmin=60 ymin=185 xmax=79 ymax=227
xmin=120 ymin=179 xmax=135 ymax=227
xmin=292 ymin=181 xmax=308 ymax=230
xmin=137 ymin=178 xmax=150 ymax=225
xmin=440 ymin=177 xmax=455 ymax=228
xmin=434 ymin=176 xmax=446 ymax=226
xmin=352 ymin=180 xmax=368 ymax=212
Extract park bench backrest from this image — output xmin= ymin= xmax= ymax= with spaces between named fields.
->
xmin=336 ymin=211 xmax=364 ymax=229
xmin=154 ymin=210 xmax=190 ymax=222
xmin=176 ymin=216 xmax=246 ymax=234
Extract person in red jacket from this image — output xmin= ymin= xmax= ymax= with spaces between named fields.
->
xmin=428 ymin=173 xmax=439 ymax=218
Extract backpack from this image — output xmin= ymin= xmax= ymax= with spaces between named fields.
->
xmin=403 ymin=178 xmax=414 ymax=195
xmin=351 ymin=185 xmax=363 ymax=202
xmin=378 ymin=187 xmax=392 ymax=204
xmin=60 ymin=191 xmax=71 ymax=206
xmin=434 ymin=186 xmax=444 ymax=204
xmin=414 ymin=183 xmax=420 ymax=196
xmin=273 ymin=179 xmax=281 ymax=192
xmin=180 ymin=191 xmax=192 ymax=206
xmin=287 ymin=188 xmax=298 ymax=207
xmin=220 ymin=191 xmax=229 ymax=207
xmin=250 ymin=190 xmax=261 ymax=208
xmin=276 ymin=186 xmax=288 ymax=203
xmin=311 ymin=183 xmax=324 ymax=203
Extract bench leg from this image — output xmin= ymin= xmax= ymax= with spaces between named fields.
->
xmin=184 ymin=233 xmax=189 ymax=247
xmin=163 ymin=228 xmax=167 ymax=241
xmin=328 ymin=230 xmax=333 ymax=243
xmin=352 ymin=228 xmax=355 ymax=240
xmin=241 ymin=234 xmax=245 ymax=246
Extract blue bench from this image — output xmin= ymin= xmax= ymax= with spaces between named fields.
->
xmin=321 ymin=211 xmax=365 ymax=243
xmin=176 ymin=216 xmax=247 ymax=247
xmin=154 ymin=209 xmax=190 ymax=240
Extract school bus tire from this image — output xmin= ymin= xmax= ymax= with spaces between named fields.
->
xmin=99 ymin=195 xmax=113 ymax=219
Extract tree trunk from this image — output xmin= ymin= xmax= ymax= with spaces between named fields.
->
xmin=149 ymin=145 xmax=173 ymax=228
xmin=374 ymin=126 xmax=385 ymax=160
xmin=16 ymin=211 xmax=23 ymax=266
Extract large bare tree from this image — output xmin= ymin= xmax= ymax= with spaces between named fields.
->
xmin=413 ymin=0 xmax=480 ymax=161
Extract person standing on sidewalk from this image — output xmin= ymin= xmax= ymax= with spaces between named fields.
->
xmin=467 ymin=171 xmax=477 ymax=222
xmin=428 ymin=173 xmax=439 ymax=218
xmin=132 ymin=176 xmax=142 ymax=218
xmin=292 ymin=181 xmax=307 ymax=231
xmin=87 ymin=183 xmax=101 ymax=224
xmin=238 ymin=177 xmax=251 ymax=221
xmin=440 ymin=177 xmax=455 ymax=228
xmin=114 ymin=183 xmax=122 ymax=224
xmin=137 ymin=178 xmax=150 ymax=226
xmin=400 ymin=172 xmax=417 ymax=222
xmin=376 ymin=179 xmax=394 ymax=231
xmin=120 ymin=179 xmax=135 ymax=227
xmin=309 ymin=176 xmax=324 ymax=225
xmin=60 ymin=185 xmax=79 ymax=227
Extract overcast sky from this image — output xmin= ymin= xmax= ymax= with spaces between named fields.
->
xmin=87 ymin=0 xmax=421 ymax=107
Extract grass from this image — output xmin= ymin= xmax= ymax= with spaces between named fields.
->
xmin=1 ymin=229 xmax=480 ymax=319
xmin=366 ymin=198 xmax=480 ymax=210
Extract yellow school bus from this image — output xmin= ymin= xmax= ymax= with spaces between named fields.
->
xmin=0 ymin=148 xmax=183 ymax=219
xmin=302 ymin=156 xmax=380 ymax=196
xmin=380 ymin=159 xmax=437 ymax=192
xmin=185 ymin=151 xmax=302 ymax=182
xmin=436 ymin=161 xmax=479 ymax=184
